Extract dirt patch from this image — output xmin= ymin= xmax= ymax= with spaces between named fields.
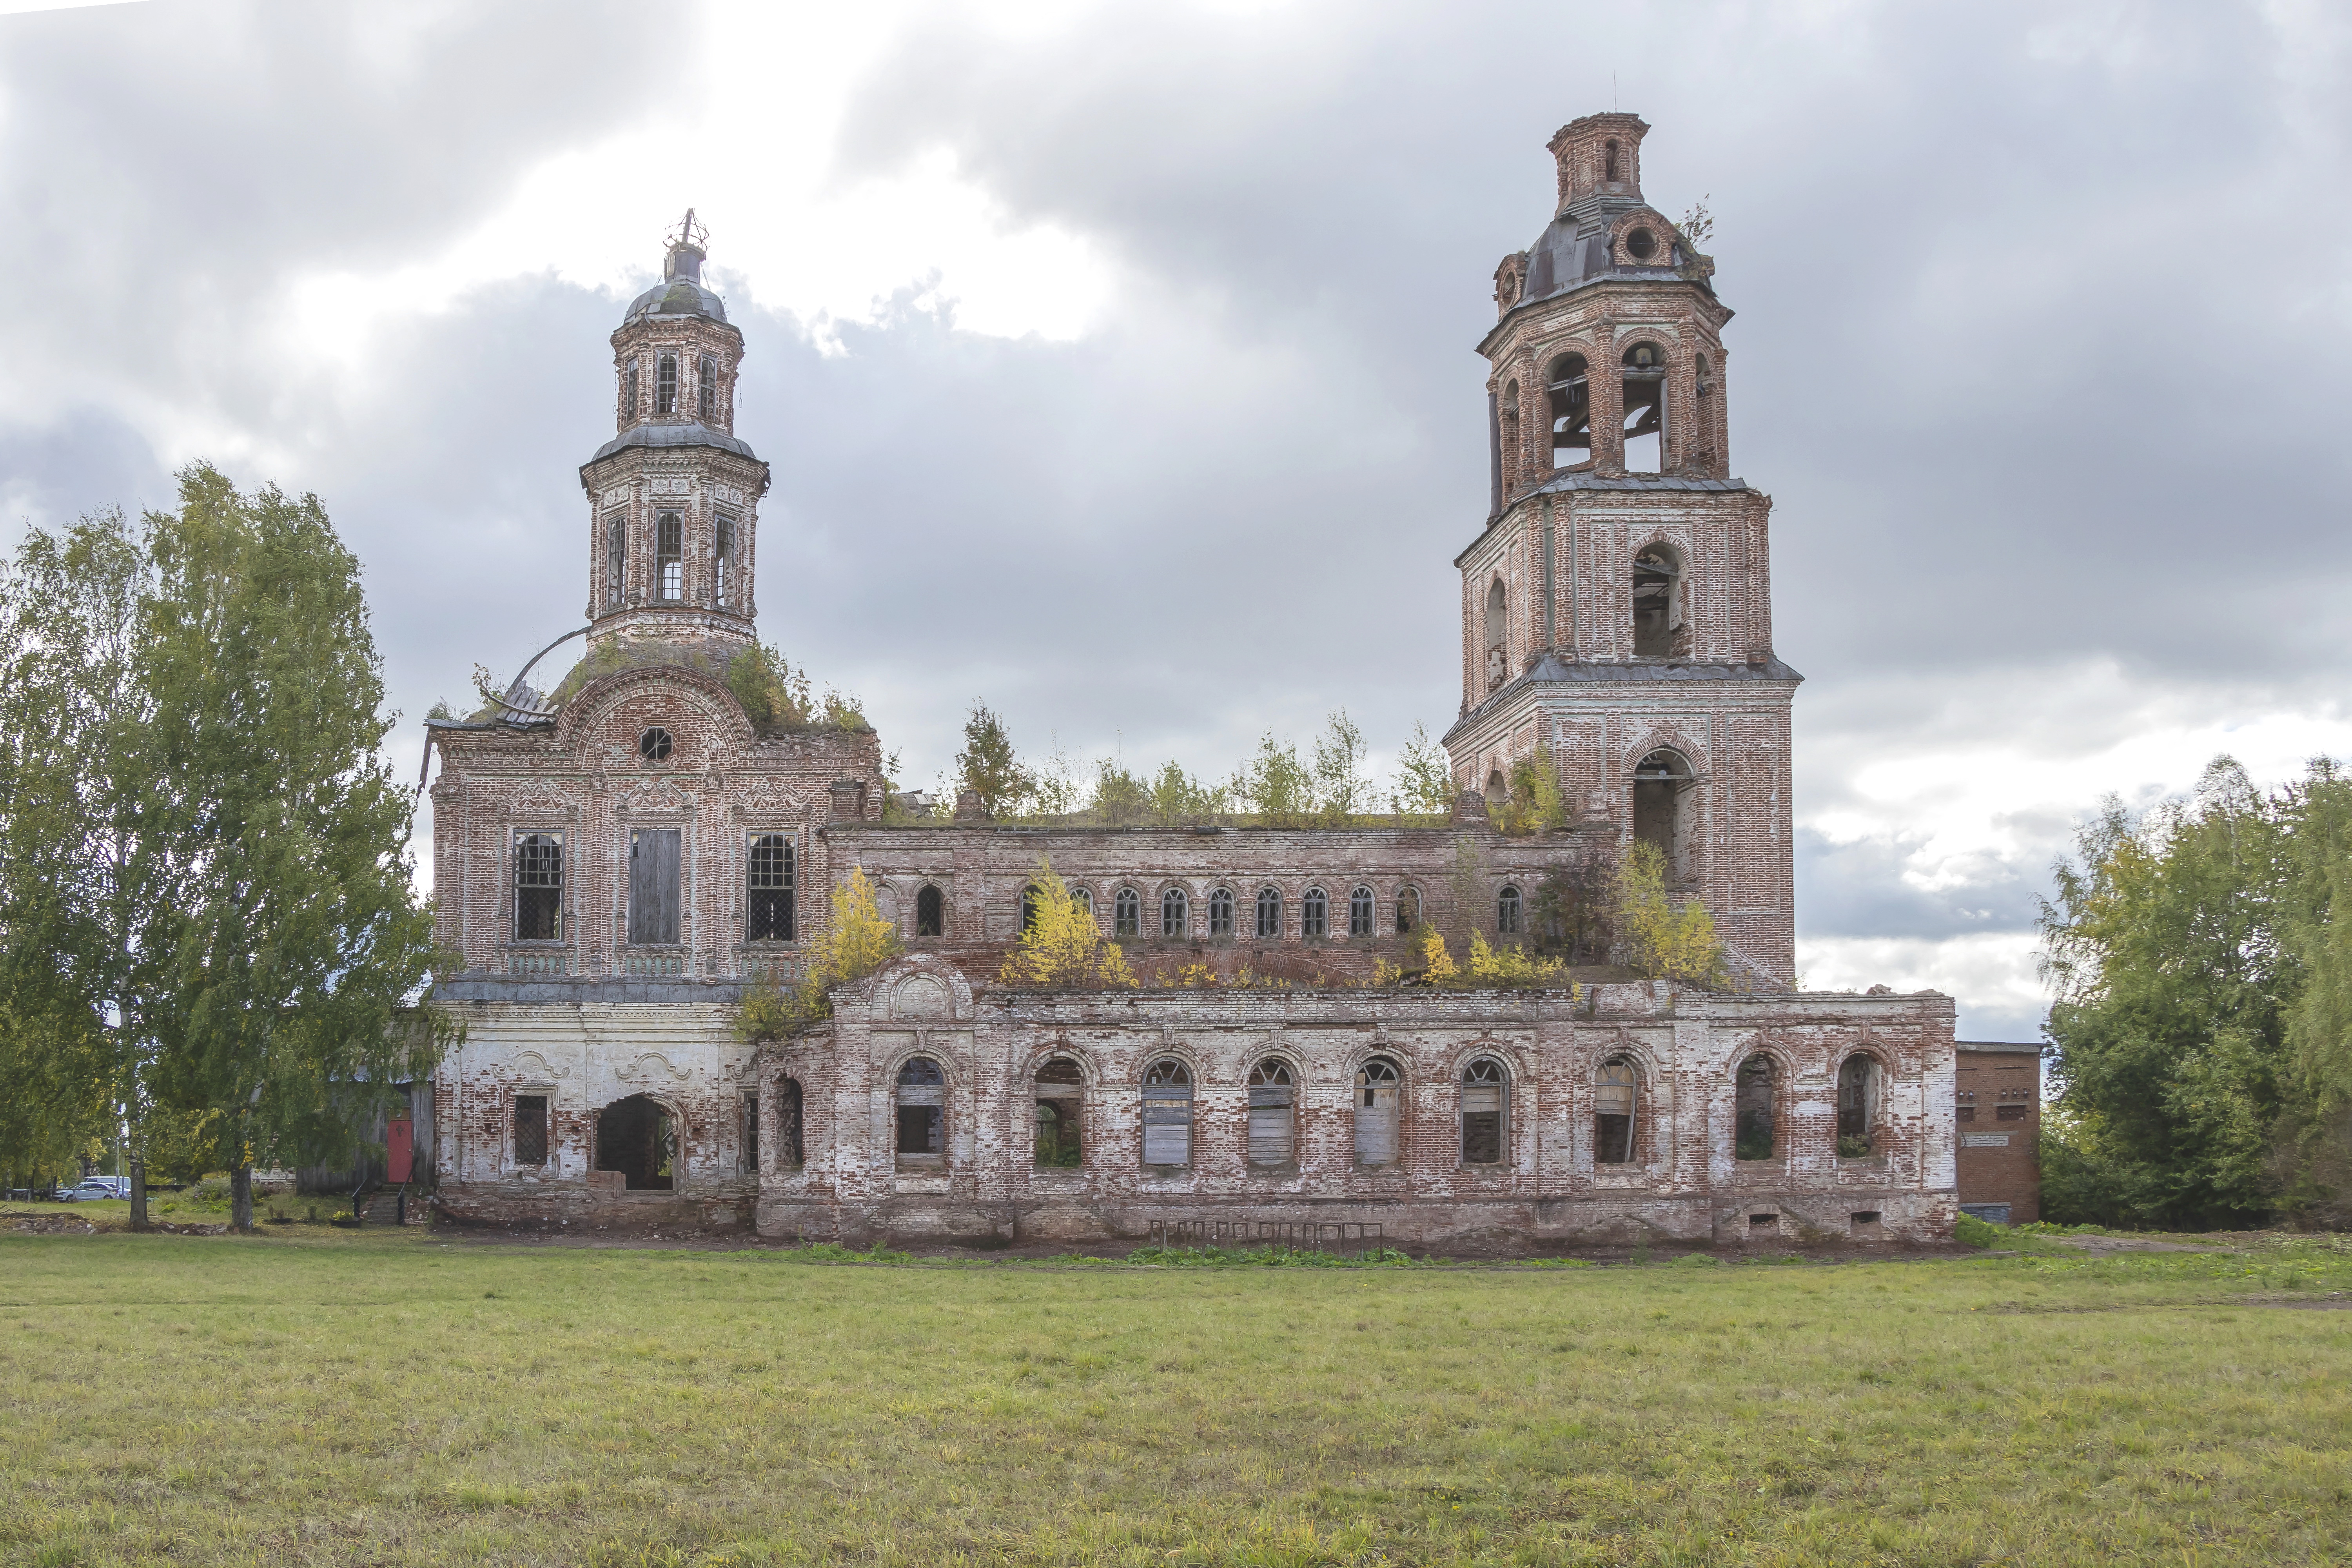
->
xmin=2257 ymin=1293 xmax=2352 ymax=1310
xmin=2048 ymin=1234 xmax=2236 ymax=1255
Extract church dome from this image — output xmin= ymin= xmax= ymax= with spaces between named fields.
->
xmin=621 ymin=210 xmax=730 ymax=326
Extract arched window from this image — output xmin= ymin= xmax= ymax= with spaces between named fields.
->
xmin=1071 ymin=887 xmax=1093 ymax=918
xmin=1246 ymin=1058 xmax=1294 ymax=1167
xmin=655 ymin=351 xmax=678 ymax=415
xmin=915 ymin=884 xmax=944 ymax=938
xmin=1461 ymin=1058 xmax=1507 ymax=1165
xmin=1485 ymin=579 xmax=1508 ymax=692
xmin=1621 ymin=341 xmax=1666 ymax=474
xmin=1396 ymin=887 xmax=1421 ymax=935
xmin=1736 ymin=1054 xmax=1777 ymax=1161
xmin=1499 ymin=379 xmax=1521 ymax=488
xmin=1548 ymin=352 xmax=1591 ymax=467
xmin=747 ymin=833 xmax=794 ymax=942
xmin=1114 ymin=886 xmax=1142 ymax=938
xmin=594 ymin=1094 xmax=676 ymax=1191
xmin=1603 ymin=139 xmax=1621 ymax=183
xmin=714 ymin=510 xmax=736 ymax=607
xmin=1301 ymin=887 xmax=1328 ymax=938
xmin=1837 ymin=1055 xmax=1883 ymax=1158
xmin=777 ymin=1078 xmax=804 ymax=1169
xmin=895 ymin=1058 xmax=946 ymax=1166
xmin=696 ymin=352 xmax=717 ymax=420
xmin=1142 ymin=1059 xmax=1193 ymax=1167
xmin=514 ymin=831 xmax=563 ymax=942
xmin=604 ymin=513 xmax=626 ymax=608
xmin=1161 ymin=887 xmax=1188 ymax=938
xmin=1209 ymin=887 xmax=1234 ymax=938
xmin=1633 ymin=750 xmax=1695 ymax=882
xmin=1497 ymin=885 xmax=1523 ymax=935
xmin=1595 ymin=1056 xmax=1639 ymax=1164
xmin=1348 ymin=886 xmax=1375 ymax=938
xmin=1020 ymin=885 xmax=1041 ymax=933
xmin=1034 ymin=1057 xmax=1083 ymax=1169
xmin=1632 ymin=544 xmax=1683 ymax=657
xmin=1355 ymin=1058 xmax=1402 ymax=1166
xmin=1256 ymin=887 xmax=1283 ymax=940
xmin=1486 ymin=768 xmax=1508 ymax=806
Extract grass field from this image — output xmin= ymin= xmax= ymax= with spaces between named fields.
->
xmin=3 ymin=1223 xmax=2350 ymax=1567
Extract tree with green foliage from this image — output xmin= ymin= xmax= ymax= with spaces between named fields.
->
xmin=1146 ymin=760 xmax=1224 ymax=827
xmin=1390 ymin=722 xmax=1457 ymax=816
xmin=955 ymin=702 xmax=1029 ymax=818
xmin=1494 ymin=745 xmax=1570 ymax=836
xmin=1232 ymin=731 xmax=1316 ymax=828
xmin=1087 ymin=758 xmax=1150 ymax=828
xmin=1311 ymin=710 xmax=1372 ymax=826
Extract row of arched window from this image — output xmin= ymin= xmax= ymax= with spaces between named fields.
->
xmin=996 ymin=883 xmax=1528 ymax=940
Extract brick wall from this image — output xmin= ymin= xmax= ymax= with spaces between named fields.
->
xmin=1955 ymin=1041 xmax=2042 ymax=1224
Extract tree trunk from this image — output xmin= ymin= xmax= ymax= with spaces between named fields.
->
xmin=129 ymin=1158 xmax=148 ymax=1230
xmin=230 ymin=1163 xmax=253 ymax=1233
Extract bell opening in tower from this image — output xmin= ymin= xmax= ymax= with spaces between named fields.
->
xmin=1548 ymin=353 xmax=1590 ymax=468
xmin=1621 ymin=342 xmax=1665 ymax=474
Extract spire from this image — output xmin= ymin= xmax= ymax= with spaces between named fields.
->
xmin=664 ymin=209 xmax=709 ymax=283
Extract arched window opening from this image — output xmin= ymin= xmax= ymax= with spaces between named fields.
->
xmin=1301 ymin=887 xmax=1329 ymax=938
xmin=1499 ymin=379 xmax=1521 ymax=489
xmin=1736 ymin=1054 xmax=1777 ymax=1161
xmin=1595 ymin=1057 xmax=1639 ymax=1164
xmin=1461 ymin=1058 xmax=1507 ymax=1165
xmin=1603 ymin=140 xmax=1621 ymax=183
xmin=1348 ymin=886 xmax=1375 ymax=938
xmin=1209 ymin=887 xmax=1235 ymax=938
xmin=622 ymin=359 xmax=639 ymax=422
xmin=1396 ymin=886 xmax=1421 ymax=935
xmin=1485 ymin=579 xmax=1508 ymax=693
xmin=1114 ymin=886 xmax=1142 ymax=938
xmin=1548 ymin=352 xmax=1591 ymax=468
xmin=1621 ymin=342 xmax=1666 ymax=474
xmin=1162 ymin=886 xmax=1188 ymax=938
xmin=1486 ymin=768 xmax=1508 ymax=807
xmin=697 ymin=352 xmax=717 ymax=420
xmin=1632 ymin=750 xmax=1695 ymax=883
xmin=915 ymin=884 xmax=943 ymax=938
xmin=1837 ymin=1055 xmax=1883 ymax=1158
xmin=1247 ymin=1059 xmax=1295 ymax=1167
xmin=747 ymin=834 xmax=795 ymax=942
xmin=777 ymin=1078 xmax=804 ymax=1169
xmin=1020 ymin=884 xmax=1041 ymax=933
xmin=514 ymin=831 xmax=563 ymax=942
xmin=595 ymin=1094 xmax=676 ymax=1191
xmin=1256 ymin=887 xmax=1283 ymax=940
xmin=655 ymin=351 xmax=679 ymax=416
xmin=1142 ymin=1059 xmax=1193 ymax=1167
xmin=1497 ymin=884 xmax=1523 ymax=936
xmin=1632 ymin=545 xmax=1684 ymax=657
xmin=1034 ymin=1057 xmax=1083 ymax=1168
xmin=1355 ymin=1058 xmax=1402 ymax=1166
xmin=1071 ymin=887 xmax=1093 ymax=918
xmin=714 ymin=510 xmax=736 ymax=608
xmin=895 ymin=1057 xmax=946 ymax=1167
xmin=604 ymin=513 xmax=626 ymax=608
xmin=656 ymin=510 xmax=684 ymax=601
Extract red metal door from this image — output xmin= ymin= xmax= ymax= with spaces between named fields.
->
xmin=386 ymin=1114 xmax=413 ymax=1184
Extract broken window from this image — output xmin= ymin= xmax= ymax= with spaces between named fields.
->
xmin=628 ymin=828 xmax=681 ymax=946
xmin=1735 ymin=1054 xmax=1777 ymax=1160
xmin=1071 ymin=887 xmax=1093 ymax=919
xmin=1497 ymin=884 xmax=1523 ymax=935
xmin=748 ymin=833 xmax=794 ymax=942
xmin=1837 ymin=1054 xmax=1882 ymax=1158
xmin=1302 ymin=887 xmax=1328 ymax=938
xmin=895 ymin=1057 xmax=946 ymax=1165
xmin=1209 ymin=887 xmax=1234 ymax=937
xmin=1396 ymin=886 xmax=1421 ymax=934
xmin=1115 ymin=886 xmax=1141 ymax=938
xmin=777 ymin=1079 xmax=804 ymax=1169
xmin=1485 ymin=578 xmax=1508 ymax=692
xmin=1603 ymin=139 xmax=1621 ymax=182
xmin=714 ymin=510 xmax=735 ymax=607
xmin=622 ymin=359 xmax=639 ymax=421
xmin=1247 ymin=1058 xmax=1294 ymax=1166
xmin=1142 ymin=1058 xmax=1192 ymax=1167
xmin=639 ymin=726 xmax=672 ymax=762
xmin=741 ymin=1092 xmax=759 ymax=1174
xmin=697 ymin=352 xmax=717 ymax=420
xmin=514 ymin=832 xmax=563 ymax=942
xmin=604 ymin=512 xmax=626 ymax=608
xmin=1621 ymin=342 xmax=1666 ymax=473
xmin=1161 ymin=886 xmax=1187 ymax=938
xmin=656 ymin=351 xmax=678 ymax=415
xmin=1632 ymin=544 xmax=1683 ymax=656
xmin=595 ymin=1094 xmax=675 ymax=1191
xmin=1349 ymin=886 xmax=1374 ymax=937
xmin=1499 ymin=379 xmax=1521 ymax=490
xmin=1355 ymin=1057 xmax=1402 ymax=1166
xmin=1256 ymin=886 xmax=1282 ymax=940
xmin=1020 ymin=884 xmax=1041 ymax=933
xmin=1632 ymin=750 xmax=1694 ymax=881
xmin=1595 ymin=1056 xmax=1639 ymax=1164
xmin=656 ymin=510 xmax=683 ymax=601
xmin=1034 ymin=1056 xmax=1083 ymax=1168
xmin=1547 ymin=352 xmax=1591 ymax=468
xmin=915 ymin=884 xmax=943 ymax=938
xmin=514 ymin=1094 xmax=548 ymax=1166
xmin=1461 ymin=1058 xmax=1506 ymax=1165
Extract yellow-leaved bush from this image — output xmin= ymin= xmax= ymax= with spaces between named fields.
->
xmin=998 ymin=857 xmax=1137 ymax=989
xmin=736 ymin=867 xmax=905 ymax=1038
xmin=1613 ymin=840 xmax=1727 ymax=984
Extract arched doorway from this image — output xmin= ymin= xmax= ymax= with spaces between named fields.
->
xmin=595 ymin=1094 xmax=677 ymax=1191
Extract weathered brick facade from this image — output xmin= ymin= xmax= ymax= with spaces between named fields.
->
xmin=423 ymin=130 xmax=1961 ymax=1247
xmin=1956 ymin=1041 xmax=2043 ymax=1224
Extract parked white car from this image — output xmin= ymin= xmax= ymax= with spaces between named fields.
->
xmin=56 ymin=1178 xmax=128 ymax=1201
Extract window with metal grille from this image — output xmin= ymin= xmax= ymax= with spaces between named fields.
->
xmin=1498 ymin=884 xmax=1523 ymax=934
xmin=656 ymin=511 xmax=682 ymax=601
xmin=604 ymin=513 xmax=626 ymax=607
xmin=1596 ymin=1056 xmax=1639 ymax=1163
xmin=513 ymin=1094 xmax=548 ymax=1165
xmin=714 ymin=510 xmax=735 ymax=606
xmin=1349 ymin=886 xmax=1374 ymax=937
xmin=697 ymin=353 xmax=717 ymax=420
xmin=1355 ymin=1057 xmax=1401 ymax=1165
xmin=1247 ymin=1058 xmax=1293 ymax=1167
xmin=1301 ymin=887 xmax=1328 ymax=938
xmin=1142 ymin=1058 xmax=1192 ymax=1167
xmin=915 ymin=884 xmax=943 ymax=937
xmin=1461 ymin=1058 xmax=1506 ymax=1165
xmin=740 ymin=1093 xmax=759 ymax=1174
xmin=1255 ymin=886 xmax=1282 ymax=939
xmin=514 ymin=832 xmax=562 ymax=941
xmin=748 ymin=834 xmax=794 ymax=941
xmin=1114 ymin=887 xmax=1140 ymax=938
xmin=656 ymin=352 xmax=678 ymax=414
xmin=896 ymin=1057 xmax=945 ymax=1163
xmin=1161 ymin=887 xmax=1187 ymax=937
xmin=1209 ymin=887 xmax=1234 ymax=937
xmin=622 ymin=359 xmax=639 ymax=421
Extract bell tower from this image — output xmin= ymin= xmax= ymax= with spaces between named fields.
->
xmin=579 ymin=211 xmax=771 ymax=655
xmin=1446 ymin=115 xmax=1799 ymax=984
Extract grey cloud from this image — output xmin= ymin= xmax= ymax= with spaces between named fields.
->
xmin=1795 ymin=828 xmax=2042 ymax=944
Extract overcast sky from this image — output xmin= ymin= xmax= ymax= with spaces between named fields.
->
xmin=4 ymin=0 xmax=2348 ymax=1037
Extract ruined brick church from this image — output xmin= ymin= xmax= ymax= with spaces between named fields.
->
xmin=422 ymin=115 xmax=1959 ymax=1248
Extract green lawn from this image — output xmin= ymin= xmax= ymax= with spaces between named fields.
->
xmin=2 ymin=1228 xmax=2349 ymax=1566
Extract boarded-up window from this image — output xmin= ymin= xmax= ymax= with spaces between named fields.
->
xmin=1837 ymin=1055 xmax=1882 ymax=1157
xmin=1142 ymin=1058 xmax=1192 ymax=1167
xmin=1735 ymin=1054 xmax=1777 ymax=1160
xmin=1596 ymin=1056 xmax=1639 ymax=1164
xmin=1247 ymin=1058 xmax=1294 ymax=1167
xmin=1035 ymin=1056 xmax=1083 ymax=1167
xmin=514 ymin=832 xmax=563 ymax=941
xmin=629 ymin=829 xmax=681 ymax=946
xmin=1355 ymin=1057 xmax=1401 ymax=1166
xmin=896 ymin=1057 xmax=945 ymax=1163
xmin=748 ymin=833 xmax=794 ymax=941
xmin=1461 ymin=1058 xmax=1505 ymax=1165
xmin=513 ymin=1095 xmax=548 ymax=1165
xmin=916 ymin=884 xmax=943 ymax=938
